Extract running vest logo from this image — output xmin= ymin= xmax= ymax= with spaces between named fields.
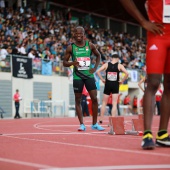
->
xmin=149 ymin=44 xmax=158 ymax=50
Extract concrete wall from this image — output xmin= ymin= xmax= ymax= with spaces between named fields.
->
xmin=0 ymin=72 xmax=145 ymax=117
xmin=0 ymin=72 xmax=69 ymax=117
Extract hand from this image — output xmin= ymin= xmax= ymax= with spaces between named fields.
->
xmin=89 ymin=68 xmax=96 ymax=74
xmin=141 ymin=20 xmax=164 ymax=35
xmin=102 ymin=79 xmax=105 ymax=84
xmin=119 ymin=80 xmax=123 ymax=85
xmin=72 ymin=59 xmax=80 ymax=67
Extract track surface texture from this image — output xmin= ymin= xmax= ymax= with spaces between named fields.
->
xmin=0 ymin=115 xmax=170 ymax=170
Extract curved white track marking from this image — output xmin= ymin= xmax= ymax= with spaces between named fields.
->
xmin=33 ymin=120 xmax=57 ymax=129
xmin=34 ymin=126 xmax=72 ymax=133
xmin=32 ymin=120 xmax=160 ymax=139
xmin=32 ymin=122 xmax=144 ymax=140
xmin=0 ymin=157 xmax=54 ymax=169
xmin=40 ymin=164 xmax=170 ymax=170
xmin=3 ymin=135 xmax=170 ymax=157
xmin=32 ymin=128 xmax=143 ymax=140
xmin=33 ymin=121 xmax=75 ymax=133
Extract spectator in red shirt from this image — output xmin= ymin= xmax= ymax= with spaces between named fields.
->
xmin=123 ymin=95 xmax=130 ymax=105
xmin=133 ymin=95 xmax=138 ymax=114
xmin=13 ymin=89 xmax=22 ymax=119
xmin=123 ymin=94 xmax=132 ymax=114
xmin=81 ymin=86 xmax=90 ymax=117
xmin=155 ymin=84 xmax=163 ymax=116
xmin=106 ymin=93 xmax=112 ymax=116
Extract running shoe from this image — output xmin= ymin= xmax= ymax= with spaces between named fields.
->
xmin=156 ymin=133 xmax=170 ymax=147
xmin=91 ymin=123 xmax=105 ymax=131
xmin=78 ymin=124 xmax=86 ymax=131
xmin=141 ymin=133 xmax=155 ymax=150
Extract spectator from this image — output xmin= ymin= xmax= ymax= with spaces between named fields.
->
xmin=0 ymin=45 xmax=9 ymax=60
xmin=133 ymin=95 xmax=138 ymax=114
xmin=0 ymin=4 xmax=147 ymax=76
xmin=81 ymin=86 xmax=90 ymax=117
xmin=13 ymin=89 xmax=22 ymax=119
xmin=123 ymin=94 xmax=132 ymax=115
xmin=155 ymin=84 xmax=163 ymax=116
xmin=123 ymin=95 xmax=130 ymax=105
xmin=28 ymin=49 xmax=35 ymax=59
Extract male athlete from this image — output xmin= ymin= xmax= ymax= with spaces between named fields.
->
xmin=120 ymin=0 xmax=170 ymax=149
xmin=63 ymin=26 xmax=105 ymax=131
xmin=97 ymin=53 xmax=128 ymax=123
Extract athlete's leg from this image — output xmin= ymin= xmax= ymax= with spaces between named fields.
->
xmin=75 ymin=93 xmax=83 ymax=124
xmin=99 ymin=94 xmax=109 ymax=122
xmin=85 ymin=78 xmax=98 ymax=125
xmin=155 ymin=41 xmax=170 ymax=146
xmin=111 ymin=94 xmax=119 ymax=117
xmin=73 ymin=79 xmax=84 ymax=125
xmin=143 ymin=74 xmax=162 ymax=131
xmin=88 ymin=89 xmax=98 ymax=125
xmin=159 ymin=74 xmax=170 ymax=130
xmin=159 ymin=46 xmax=170 ymax=130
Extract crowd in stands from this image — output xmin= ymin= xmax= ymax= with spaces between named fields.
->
xmin=0 ymin=5 xmax=146 ymax=73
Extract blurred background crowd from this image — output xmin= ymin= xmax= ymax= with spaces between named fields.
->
xmin=0 ymin=3 xmax=146 ymax=75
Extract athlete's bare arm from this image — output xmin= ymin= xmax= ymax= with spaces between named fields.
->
xmin=138 ymin=77 xmax=146 ymax=92
xmin=118 ymin=64 xmax=129 ymax=84
xmin=89 ymin=43 xmax=101 ymax=73
xmin=96 ymin=63 xmax=108 ymax=84
xmin=119 ymin=0 xmax=164 ymax=35
xmin=63 ymin=45 xmax=79 ymax=67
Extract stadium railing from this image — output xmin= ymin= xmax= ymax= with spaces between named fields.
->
xmin=24 ymin=99 xmax=65 ymax=118
xmin=0 ymin=55 xmax=145 ymax=82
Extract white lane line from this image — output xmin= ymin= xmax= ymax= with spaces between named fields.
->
xmin=1 ymin=131 xmax=144 ymax=140
xmin=3 ymin=135 xmax=170 ymax=157
xmin=0 ymin=157 xmax=54 ymax=169
xmin=40 ymin=164 xmax=170 ymax=170
xmin=1 ymin=132 xmax=106 ymax=136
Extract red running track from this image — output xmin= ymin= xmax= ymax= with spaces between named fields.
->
xmin=0 ymin=115 xmax=170 ymax=170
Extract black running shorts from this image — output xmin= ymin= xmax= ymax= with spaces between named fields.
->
xmin=73 ymin=78 xmax=97 ymax=93
xmin=104 ymin=82 xmax=119 ymax=95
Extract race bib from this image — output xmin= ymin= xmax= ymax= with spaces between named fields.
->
xmin=77 ymin=57 xmax=91 ymax=70
xmin=163 ymin=0 xmax=170 ymax=23
xmin=107 ymin=72 xmax=117 ymax=81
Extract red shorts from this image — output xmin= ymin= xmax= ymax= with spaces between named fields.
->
xmin=146 ymin=24 xmax=170 ymax=74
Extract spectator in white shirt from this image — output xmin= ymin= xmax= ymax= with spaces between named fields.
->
xmin=18 ymin=44 xmax=27 ymax=55
xmin=0 ymin=46 xmax=9 ymax=61
xmin=28 ymin=49 xmax=35 ymax=59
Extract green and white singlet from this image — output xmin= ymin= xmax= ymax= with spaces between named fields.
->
xmin=72 ymin=41 xmax=94 ymax=80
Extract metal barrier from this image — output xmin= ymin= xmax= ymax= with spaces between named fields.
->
xmin=24 ymin=99 xmax=65 ymax=118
